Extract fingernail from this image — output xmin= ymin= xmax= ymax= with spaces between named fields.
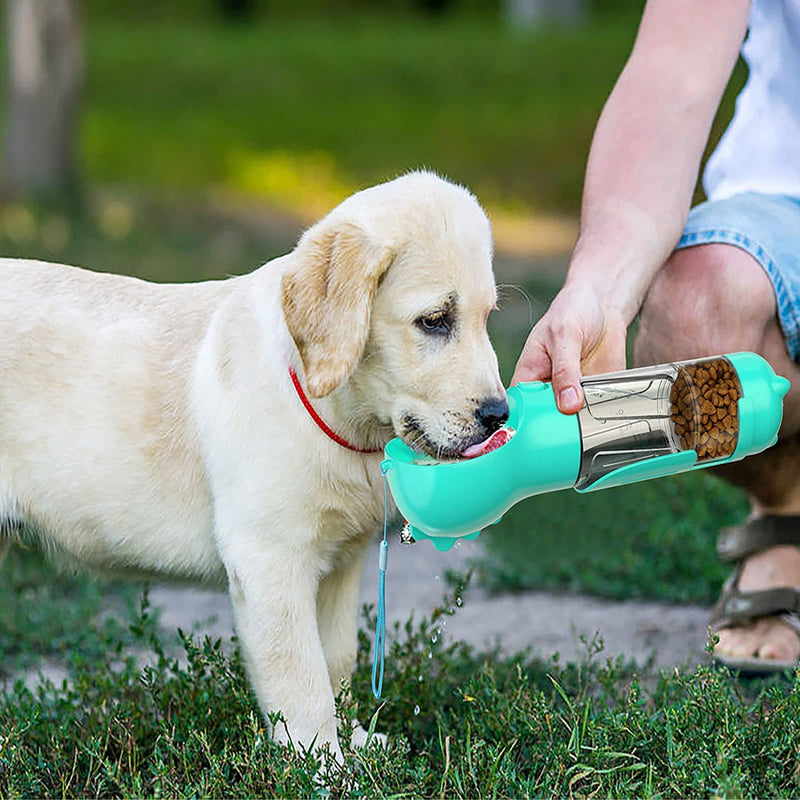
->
xmin=558 ymin=387 xmax=578 ymax=410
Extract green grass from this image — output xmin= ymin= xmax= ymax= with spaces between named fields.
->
xmin=77 ymin=14 xmax=632 ymax=213
xmin=76 ymin=11 xmax=745 ymax=216
xmin=479 ymin=471 xmax=747 ymax=605
xmin=3 ymin=574 xmax=800 ymax=798
xmin=0 ymin=547 xmax=139 ymax=677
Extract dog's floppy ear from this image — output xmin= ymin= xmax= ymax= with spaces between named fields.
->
xmin=281 ymin=220 xmax=395 ymax=398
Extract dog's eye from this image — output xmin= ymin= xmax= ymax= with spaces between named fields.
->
xmin=416 ymin=311 xmax=451 ymax=335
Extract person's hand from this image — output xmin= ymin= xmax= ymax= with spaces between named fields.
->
xmin=511 ymin=282 xmax=628 ymax=414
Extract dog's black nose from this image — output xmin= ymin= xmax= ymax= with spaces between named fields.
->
xmin=475 ymin=396 xmax=509 ymax=436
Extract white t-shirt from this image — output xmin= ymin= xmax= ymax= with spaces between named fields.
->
xmin=703 ymin=0 xmax=800 ymax=201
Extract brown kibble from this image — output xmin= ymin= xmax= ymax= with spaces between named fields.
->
xmin=669 ymin=357 xmax=742 ymax=462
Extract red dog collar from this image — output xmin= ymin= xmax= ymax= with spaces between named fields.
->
xmin=288 ymin=368 xmax=382 ymax=454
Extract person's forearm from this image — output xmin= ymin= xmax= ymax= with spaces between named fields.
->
xmin=568 ymin=73 xmax=717 ymax=322
xmin=565 ymin=0 xmax=750 ymax=323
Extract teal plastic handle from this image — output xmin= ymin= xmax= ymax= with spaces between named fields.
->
xmin=383 ymin=381 xmax=581 ymax=549
xmin=576 ymin=449 xmax=698 ymax=493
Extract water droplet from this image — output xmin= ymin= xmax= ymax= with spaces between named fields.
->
xmin=418 ymin=674 xmax=423 ymax=682
xmin=434 ymin=575 xmax=440 ymax=581
xmin=428 ymin=651 xmax=433 ymax=659
xmin=456 ymin=596 xmax=463 ymax=607
xmin=431 ymin=635 xmax=438 ymax=644
xmin=414 ymin=705 xmax=420 ymax=715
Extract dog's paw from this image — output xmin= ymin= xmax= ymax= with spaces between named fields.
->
xmin=350 ymin=722 xmax=388 ymax=750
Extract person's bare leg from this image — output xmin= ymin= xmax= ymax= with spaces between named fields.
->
xmin=635 ymin=243 xmax=800 ymax=664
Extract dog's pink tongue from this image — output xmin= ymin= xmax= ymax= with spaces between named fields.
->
xmin=460 ymin=427 xmax=515 ymax=459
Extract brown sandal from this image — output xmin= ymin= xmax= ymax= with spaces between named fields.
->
xmin=710 ymin=515 xmax=800 ymax=674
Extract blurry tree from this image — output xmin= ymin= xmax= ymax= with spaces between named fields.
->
xmin=2 ymin=0 xmax=82 ymax=200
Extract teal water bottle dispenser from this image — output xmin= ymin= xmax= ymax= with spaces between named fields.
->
xmin=382 ymin=352 xmax=790 ymax=550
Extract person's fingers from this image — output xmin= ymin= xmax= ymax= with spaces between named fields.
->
xmin=548 ymin=322 xmax=584 ymax=414
xmin=511 ymin=285 xmax=630 ymax=415
xmin=511 ymin=330 xmax=552 ymax=386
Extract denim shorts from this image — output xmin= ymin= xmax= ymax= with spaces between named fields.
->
xmin=675 ymin=192 xmax=800 ymax=362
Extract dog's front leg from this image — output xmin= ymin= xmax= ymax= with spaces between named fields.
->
xmin=224 ymin=542 xmax=342 ymax=760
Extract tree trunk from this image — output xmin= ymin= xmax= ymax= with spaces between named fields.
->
xmin=3 ymin=0 xmax=82 ymax=200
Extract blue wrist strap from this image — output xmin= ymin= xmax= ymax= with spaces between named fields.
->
xmin=371 ymin=464 xmax=390 ymax=699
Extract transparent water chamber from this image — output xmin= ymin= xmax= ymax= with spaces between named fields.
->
xmin=575 ymin=356 xmax=742 ymax=490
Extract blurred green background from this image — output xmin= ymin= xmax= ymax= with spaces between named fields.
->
xmin=1 ymin=0 xmax=745 ymax=224
xmin=0 ymin=0 xmax=748 ymax=607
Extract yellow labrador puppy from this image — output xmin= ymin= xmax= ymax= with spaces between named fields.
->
xmin=0 ymin=171 xmax=506 ymax=758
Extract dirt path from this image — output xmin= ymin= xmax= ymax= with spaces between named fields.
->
xmin=146 ymin=536 xmax=710 ymax=674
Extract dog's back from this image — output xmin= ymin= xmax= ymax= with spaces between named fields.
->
xmin=0 ymin=259 xmax=229 ymax=581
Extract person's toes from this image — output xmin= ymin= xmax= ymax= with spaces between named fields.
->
xmin=715 ymin=624 xmax=758 ymax=657
xmin=755 ymin=620 xmax=800 ymax=663
xmin=716 ymin=619 xmax=800 ymax=663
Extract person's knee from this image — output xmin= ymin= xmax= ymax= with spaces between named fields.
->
xmin=634 ymin=243 xmax=776 ymax=365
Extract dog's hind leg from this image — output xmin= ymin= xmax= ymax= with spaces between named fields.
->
xmin=0 ymin=536 xmax=9 ymax=568
xmin=317 ymin=546 xmax=368 ymax=695
xmin=317 ymin=541 xmax=388 ymax=750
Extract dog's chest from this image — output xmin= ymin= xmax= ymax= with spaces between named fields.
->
xmin=311 ymin=462 xmax=384 ymax=573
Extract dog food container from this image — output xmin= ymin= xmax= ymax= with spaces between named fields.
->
xmin=382 ymin=352 xmax=790 ymax=550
